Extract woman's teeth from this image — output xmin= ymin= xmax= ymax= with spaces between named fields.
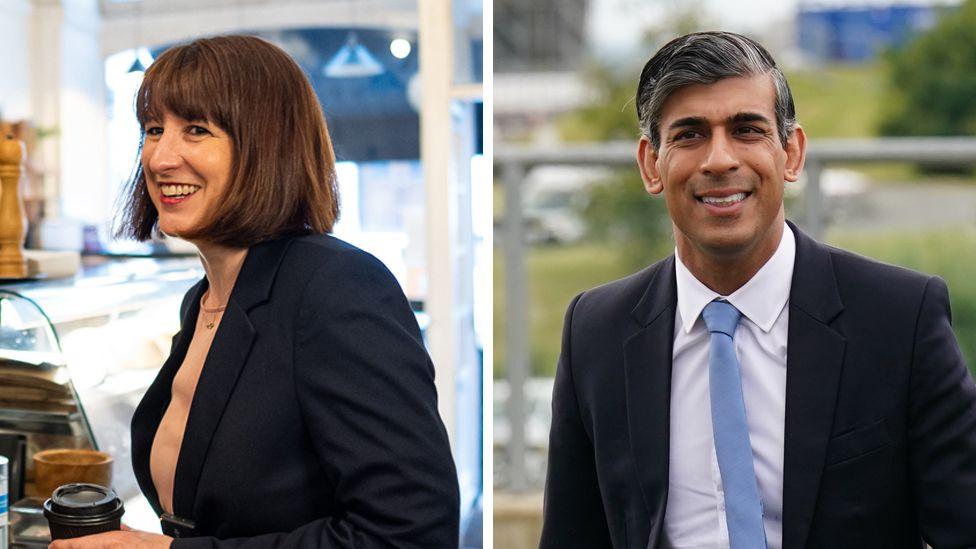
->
xmin=701 ymin=192 xmax=746 ymax=206
xmin=160 ymin=185 xmax=200 ymax=197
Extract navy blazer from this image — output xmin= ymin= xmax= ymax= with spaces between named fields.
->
xmin=540 ymin=222 xmax=976 ymax=548
xmin=131 ymin=234 xmax=460 ymax=548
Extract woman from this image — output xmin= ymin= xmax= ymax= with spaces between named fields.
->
xmin=51 ymin=35 xmax=459 ymax=548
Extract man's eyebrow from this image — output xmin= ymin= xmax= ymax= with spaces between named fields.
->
xmin=667 ymin=116 xmax=707 ymax=131
xmin=728 ymin=112 xmax=772 ymax=125
xmin=666 ymin=113 xmax=773 ymax=131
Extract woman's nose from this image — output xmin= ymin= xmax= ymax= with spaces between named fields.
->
xmin=146 ymin=133 xmax=183 ymax=173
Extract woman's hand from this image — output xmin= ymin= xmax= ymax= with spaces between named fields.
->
xmin=48 ymin=529 xmax=173 ymax=549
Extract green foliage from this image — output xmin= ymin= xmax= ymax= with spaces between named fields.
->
xmin=879 ymin=0 xmax=976 ymax=137
xmin=493 ymin=244 xmax=637 ymax=378
xmin=581 ymin=170 xmax=673 ymax=271
xmin=555 ymin=62 xmax=673 ymax=271
xmin=556 ymin=63 xmax=641 ymax=143
xmin=786 ymin=65 xmax=885 ymax=138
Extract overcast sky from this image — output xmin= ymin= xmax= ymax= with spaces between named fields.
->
xmin=587 ymin=0 xmax=796 ymax=59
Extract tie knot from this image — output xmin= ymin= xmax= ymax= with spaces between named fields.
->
xmin=702 ymin=300 xmax=741 ymax=337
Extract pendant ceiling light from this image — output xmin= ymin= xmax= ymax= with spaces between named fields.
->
xmin=127 ymin=1 xmax=147 ymax=74
xmin=127 ymin=57 xmax=146 ymax=73
xmin=323 ymin=32 xmax=384 ymax=78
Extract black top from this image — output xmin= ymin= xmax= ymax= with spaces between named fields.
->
xmin=131 ymin=234 xmax=460 ymax=548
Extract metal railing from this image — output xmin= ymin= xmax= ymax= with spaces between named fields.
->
xmin=494 ymin=137 xmax=976 ymax=491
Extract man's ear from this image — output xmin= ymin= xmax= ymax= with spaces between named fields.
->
xmin=637 ymin=135 xmax=664 ymax=195
xmin=783 ymin=125 xmax=807 ymax=183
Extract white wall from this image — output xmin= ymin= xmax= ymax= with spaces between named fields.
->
xmin=59 ymin=0 xmax=109 ymax=223
xmin=19 ymin=0 xmax=108 ymax=226
xmin=0 ymin=0 xmax=33 ymax=121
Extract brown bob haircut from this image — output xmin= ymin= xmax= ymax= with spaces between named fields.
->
xmin=116 ymin=34 xmax=339 ymax=247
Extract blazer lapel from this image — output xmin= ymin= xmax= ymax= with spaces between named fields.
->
xmin=131 ymin=278 xmax=206 ymax=516
xmin=170 ymin=236 xmax=295 ymax=518
xmin=782 ymin=223 xmax=847 ymax=549
xmin=623 ymin=257 xmax=676 ymax=549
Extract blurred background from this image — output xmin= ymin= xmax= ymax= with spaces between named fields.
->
xmin=493 ymin=0 xmax=976 ymax=545
xmin=0 ymin=1 xmax=484 ymax=546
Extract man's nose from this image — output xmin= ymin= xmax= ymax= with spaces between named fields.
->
xmin=700 ymin=131 xmax=740 ymax=176
xmin=147 ymin=132 xmax=183 ymax=173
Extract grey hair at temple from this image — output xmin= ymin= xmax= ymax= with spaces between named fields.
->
xmin=636 ymin=31 xmax=797 ymax=150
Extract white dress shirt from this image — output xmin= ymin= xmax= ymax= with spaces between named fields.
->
xmin=662 ymin=223 xmax=795 ymax=549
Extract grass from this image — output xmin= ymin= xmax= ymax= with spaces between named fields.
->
xmin=495 ymin=228 xmax=976 ymax=379
xmin=785 ymin=64 xmax=976 ymax=184
xmin=493 ymin=244 xmax=636 ymax=379
xmin=786 ymin=64 xmax=886 ymax=139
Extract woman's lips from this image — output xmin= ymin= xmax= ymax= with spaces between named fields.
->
xmin=158 ymin=183 xmax=200 ymax=205
xmin=159 ymin=193 xmax=195 ymax=205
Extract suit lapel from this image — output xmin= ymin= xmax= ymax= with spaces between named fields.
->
xmin=170 ymin=236 xmax=295 ymax=518
xmin=781 ymin=223 xmax=847 ymax=549
xmin=623 ymin=257 xmax=676 ymax=549
xmin=131 ymin=278 xmax=206 ymax=516
xmin=171 ymin=299 xmax=256 ymax=516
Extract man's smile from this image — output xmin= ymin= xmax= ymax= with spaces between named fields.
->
xmin=694 ymin=189 xmax=753 ymax=213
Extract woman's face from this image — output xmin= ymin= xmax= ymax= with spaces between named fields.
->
xmin=142 ymin=110 xmax=233 ymax=241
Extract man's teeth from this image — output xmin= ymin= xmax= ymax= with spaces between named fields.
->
xmin=160 ymin=185 xmax=200 ymax=197
xmin=701 ymin=192 xmax=746 ymax=206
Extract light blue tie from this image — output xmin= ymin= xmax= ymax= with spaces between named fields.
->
xmin=702 ymin=300 xmax=767 ymax=549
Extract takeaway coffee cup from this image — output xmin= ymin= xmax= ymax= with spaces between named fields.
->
xmin=43 ymin=483 xmax=125 ymax=540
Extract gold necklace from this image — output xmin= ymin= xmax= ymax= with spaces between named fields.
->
xmin=200 ymin=291 xmax=227 ymax=330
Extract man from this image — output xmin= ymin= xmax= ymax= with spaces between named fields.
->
xmin=540 ymin=31 xmax=976 ymax=549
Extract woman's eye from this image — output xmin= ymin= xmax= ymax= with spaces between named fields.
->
xmin=188 ymin=125 xmax=212 ymax=136
xmin=145 ymin=126 xmax=162 ymax=136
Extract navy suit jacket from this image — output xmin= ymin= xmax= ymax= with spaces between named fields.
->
xmin=131 ymin=234 xmax=460 ymax=548
xmin=540 ymin=222 xmax=976 ymax=548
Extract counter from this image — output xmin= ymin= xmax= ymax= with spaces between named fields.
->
xmin=1 ymin=254 xmax=204 ymax=535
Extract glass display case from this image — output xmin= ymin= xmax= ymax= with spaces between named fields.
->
xmin=0 ymin=290 xmax=97 ymax=547
xmin=0 ymin=256 xmax=204 ymax=544
xmin=0 ymin=290 xmax=97 ymax=484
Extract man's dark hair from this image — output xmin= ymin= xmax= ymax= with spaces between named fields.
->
xmin=636 ymin=31 xmax=797 ymax=150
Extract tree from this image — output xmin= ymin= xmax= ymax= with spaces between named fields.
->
xmin=879 ymin=0 xmax=976 ymax=137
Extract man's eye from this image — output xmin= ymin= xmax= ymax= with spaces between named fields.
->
xmin=736 ymin=126 xmax=765 ymax=135
xmin=674 ymin=130 xmax=702 ymax=141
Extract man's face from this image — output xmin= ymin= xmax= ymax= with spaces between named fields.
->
xmin=638 ymin=75 xmax=805 ymax=265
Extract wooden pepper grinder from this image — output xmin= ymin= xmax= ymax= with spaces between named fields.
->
xmin=0 ymin=134 xmax=28 ymax=278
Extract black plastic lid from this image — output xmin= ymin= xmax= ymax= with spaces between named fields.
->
xmin=44 ymin=483 xmax=122 ymax=519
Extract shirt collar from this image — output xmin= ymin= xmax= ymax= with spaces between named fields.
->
xmin=675 ymin=222 xmax=796 ymax=334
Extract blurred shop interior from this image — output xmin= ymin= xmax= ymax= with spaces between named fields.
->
xmin=0 ymin=0 xmax=485 ymax=546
